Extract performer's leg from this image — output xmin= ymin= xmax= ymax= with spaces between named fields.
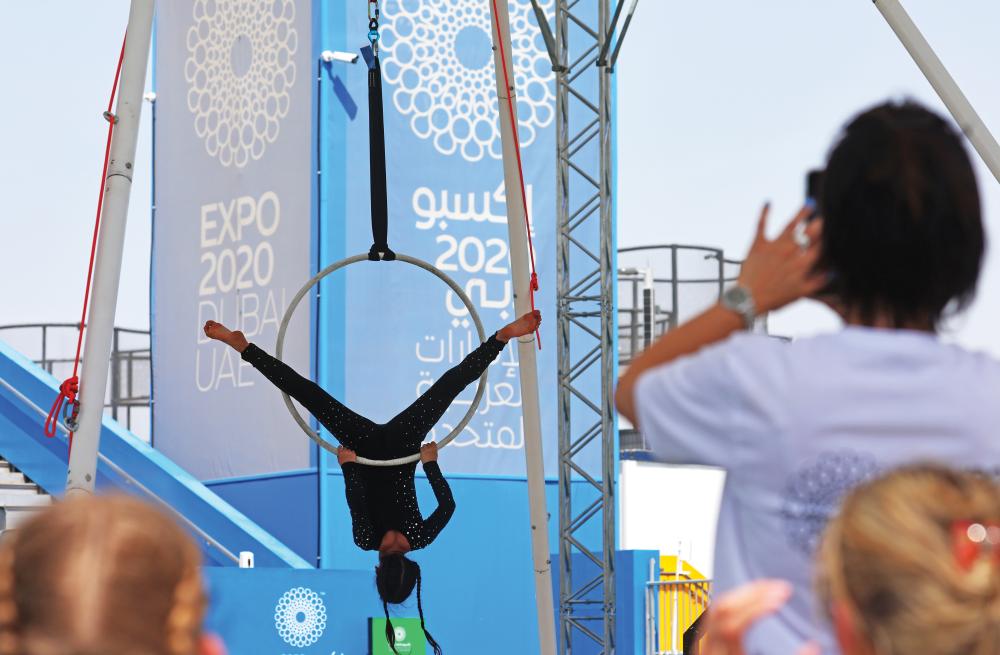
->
xmin=205 ymin=321 xmax=376 ymax=449
xmin=385 ymin=334 xmax=506 ymax=451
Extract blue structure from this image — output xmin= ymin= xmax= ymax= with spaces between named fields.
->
xmin=0 ymin=341 xmax=307 ymax=569
xmin=0 ymin=1 xmax=646 ymax=653
xmin=0 ymin=338 xmax=656 ymax=653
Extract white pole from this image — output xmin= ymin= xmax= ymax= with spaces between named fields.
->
xmin=671 ymin=543 xmax=681 ymax=654
xmin=487 ymin=3 xmax=557 ymax=654
xmin=873 ymin=0 xmax=1000 ymax=183
xmin=647 ymin=557 xmax=656 ymax=655
xmin=67 ymin=0 xmax=155 ymax=494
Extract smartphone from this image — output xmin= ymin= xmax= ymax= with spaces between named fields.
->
xmin=804 ymin=169 xmax=837 ymax=294
xmin=805 ymin=170 xmax=824 ymax=221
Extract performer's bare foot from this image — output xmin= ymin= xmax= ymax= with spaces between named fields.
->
xmin=203 ymin=320 xmax=250 ymax=353
xmin=497 ymin=310 xmax=542 ymax=342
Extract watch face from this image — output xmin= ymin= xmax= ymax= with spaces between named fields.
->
xmin=724 ymin=287 xmax=755 ymax=325
xmin=726 ymin=287 xmax=750 ymax=306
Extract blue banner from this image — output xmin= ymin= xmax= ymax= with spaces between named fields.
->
xmin=325 ymin=0 xmax=559 ymax=477
xmin=205 ymin=568 xmax=372 ymax=655
xmin=202 ymin=551 xmax=652 ymax=655
xmin=152 ymin=0 xmax=315 ymax=479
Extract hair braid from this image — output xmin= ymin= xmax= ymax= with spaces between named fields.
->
xmin=0 ymin=540 xmax=18 ymax=655
xmin=165 ymin=568 xmax=204 ymax=655
xmin=416 ymin=570 xmax=442 ymax=655
xmin=382 ymin=598 xmax=399 ymax=655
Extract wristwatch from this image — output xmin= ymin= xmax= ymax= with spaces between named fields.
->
xmin=721 ymin=286 xmax=757 ymax=330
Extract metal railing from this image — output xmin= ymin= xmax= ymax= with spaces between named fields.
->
xmin=645 ymin=559 xmax=712 ymax=655
xmin=0 ymin=373 xmax=237 ymax=564
xmin=0 ymin=323 xmax=151 ymax=438
xmin=617 ymin=245 xmax=742 ymax=366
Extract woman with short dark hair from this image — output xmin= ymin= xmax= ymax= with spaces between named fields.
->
xmin=616 ymin=100 xmax=999 ymax=654
xmin=817 ymin=101 xmax=983 ymax=329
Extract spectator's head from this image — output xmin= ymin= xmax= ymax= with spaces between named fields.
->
xmin=0 ymin=495 xmax=224 ymax=655
xmin=818 ymin=100 xmax=984 ymax=330
xmin=818 ymin=465 xmax=1000 ymax=654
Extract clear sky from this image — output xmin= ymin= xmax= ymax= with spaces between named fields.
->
xmin=1 ymin=1 xmax=153 ymax=330
xmin=616 ymin=1 xmax=1000 ymax=350
xmin=2 ymin=1 xmax=999 ymax=351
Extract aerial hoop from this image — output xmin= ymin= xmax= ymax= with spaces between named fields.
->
xmin=275 ymin=253 xmax=487 ymax=467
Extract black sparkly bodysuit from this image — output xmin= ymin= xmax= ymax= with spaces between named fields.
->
xmin=241 ymin=335 xmax=506 ymax=551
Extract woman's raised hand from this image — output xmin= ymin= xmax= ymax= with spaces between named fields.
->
xmin=737 ymin=204 xmax=826 ymax=315
xmin=700 ymin=580 xmax=819 ymax=655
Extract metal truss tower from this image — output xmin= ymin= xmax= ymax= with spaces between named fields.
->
xmin=552 ymin=0 xmax=635 ymax=651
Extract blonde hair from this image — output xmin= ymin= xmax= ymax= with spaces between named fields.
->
xmin=818 ymin=464 xmax=1000 ymax=655
xmin=0 ymin=495 xmax=206 ymax=655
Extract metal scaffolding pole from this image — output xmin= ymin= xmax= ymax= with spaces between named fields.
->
xmin=873 ymin=0 xmax=1000 ymax=183
xmin=67 ymin=0 xmax=155 ymax=494
xmin=487 ymin=3 xmax=557 ymax=654
xmin=554 ymin=0 xmax=620 ymax=651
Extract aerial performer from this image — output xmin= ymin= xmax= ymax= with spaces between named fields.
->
xmin=202 ymin=309 xmax=541 ymax=652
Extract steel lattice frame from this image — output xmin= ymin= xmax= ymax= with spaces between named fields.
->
xmin=556 ymin=0 xmax=616 ymax=652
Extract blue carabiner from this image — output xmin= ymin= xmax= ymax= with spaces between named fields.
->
xmin=368 ymin=29 xmax=380 ymax=44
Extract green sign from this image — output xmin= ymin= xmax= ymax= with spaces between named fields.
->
xmin=370 ymin=617 xmax=427 ymax=655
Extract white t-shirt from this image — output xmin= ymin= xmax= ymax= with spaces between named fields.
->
xmin=634 ymin=327 xmax=1000 ymax=654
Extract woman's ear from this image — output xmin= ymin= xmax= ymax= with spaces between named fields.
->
xmin=198 ymin=633 xmax=227 ymax=655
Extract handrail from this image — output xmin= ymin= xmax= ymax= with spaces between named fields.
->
xmin=647 ymin=578 xmax=712 ymax=587
xmin=0 ymin=323 xmax=150 ymax=336
xmin=646 ymin=575 xmax=712 ymax=655
xmin=619 ymin=243 xmax=726 ymax=256
xmin=619 ymin=243 xmax=742 ymax=265
xmin=0 ymin=324 xmax=153 ymax=435
xmin=0 ymin=374 xmax=238 ymax=564
xmin=620 ymin=273 xmax=740 ymax=285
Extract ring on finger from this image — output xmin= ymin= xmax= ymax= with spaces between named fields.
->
xmin=793 ymin=221 xmax=811 ymax=250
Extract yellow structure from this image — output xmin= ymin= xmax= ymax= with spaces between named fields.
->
xmin=656 ymin=555 xmax=711 ymax=654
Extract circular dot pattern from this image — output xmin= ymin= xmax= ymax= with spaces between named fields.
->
xmin=379 ymin=0 xmax=555 ymax=162
xmin=184 ymin=0 xmax=298 ymax=168
xmin=274 ymin=586 xmax=327 ymax=648
xmin=780 ymin=450 xmax=881 ymax=556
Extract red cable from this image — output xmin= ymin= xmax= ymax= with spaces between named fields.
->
xmin=490 ymin=0 xmax=541 ymax=349
xmin=45 ymin=34 xmax=128 ymax=445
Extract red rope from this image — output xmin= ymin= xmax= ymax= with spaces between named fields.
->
xmin=44 ymin=34 xmax=128 ymax=445
xmin=490 ymin=0 xmax=541 ymax=349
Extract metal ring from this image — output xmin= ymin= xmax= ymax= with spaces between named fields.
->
xmin=276 ymin=253 xmax=487 ymax=467
xmin=793 ymin=220 xmax=811 ymax=250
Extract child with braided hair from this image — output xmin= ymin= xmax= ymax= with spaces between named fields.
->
xmin=0 ymin=495 xmax=224 ymax=655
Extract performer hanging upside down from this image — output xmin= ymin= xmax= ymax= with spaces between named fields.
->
xmin=203 ymin=310 xmax=541 ymax=652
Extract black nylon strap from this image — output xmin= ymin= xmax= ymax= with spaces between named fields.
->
xmin=367 ymin=55 xmax=395 ymax=261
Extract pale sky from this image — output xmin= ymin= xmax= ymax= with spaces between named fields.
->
xmin=1 ymin=1 xmax=153 ymax=330
xmin=616 ymin=1 xmax=1000 ymax=350
xmin=2 ymin=0 xmax=999 ymax=351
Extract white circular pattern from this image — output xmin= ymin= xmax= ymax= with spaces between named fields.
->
xmin=380 ymin=0 xmax=555 ymax=162
xmin=184 ymin=0 xmax=299 ymax=168
xmin=274 ymin=586 xmax=327 ymax=648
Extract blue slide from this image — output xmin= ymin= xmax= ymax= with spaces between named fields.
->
xmin=0 ymin=339 xmax=309 ymax=568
